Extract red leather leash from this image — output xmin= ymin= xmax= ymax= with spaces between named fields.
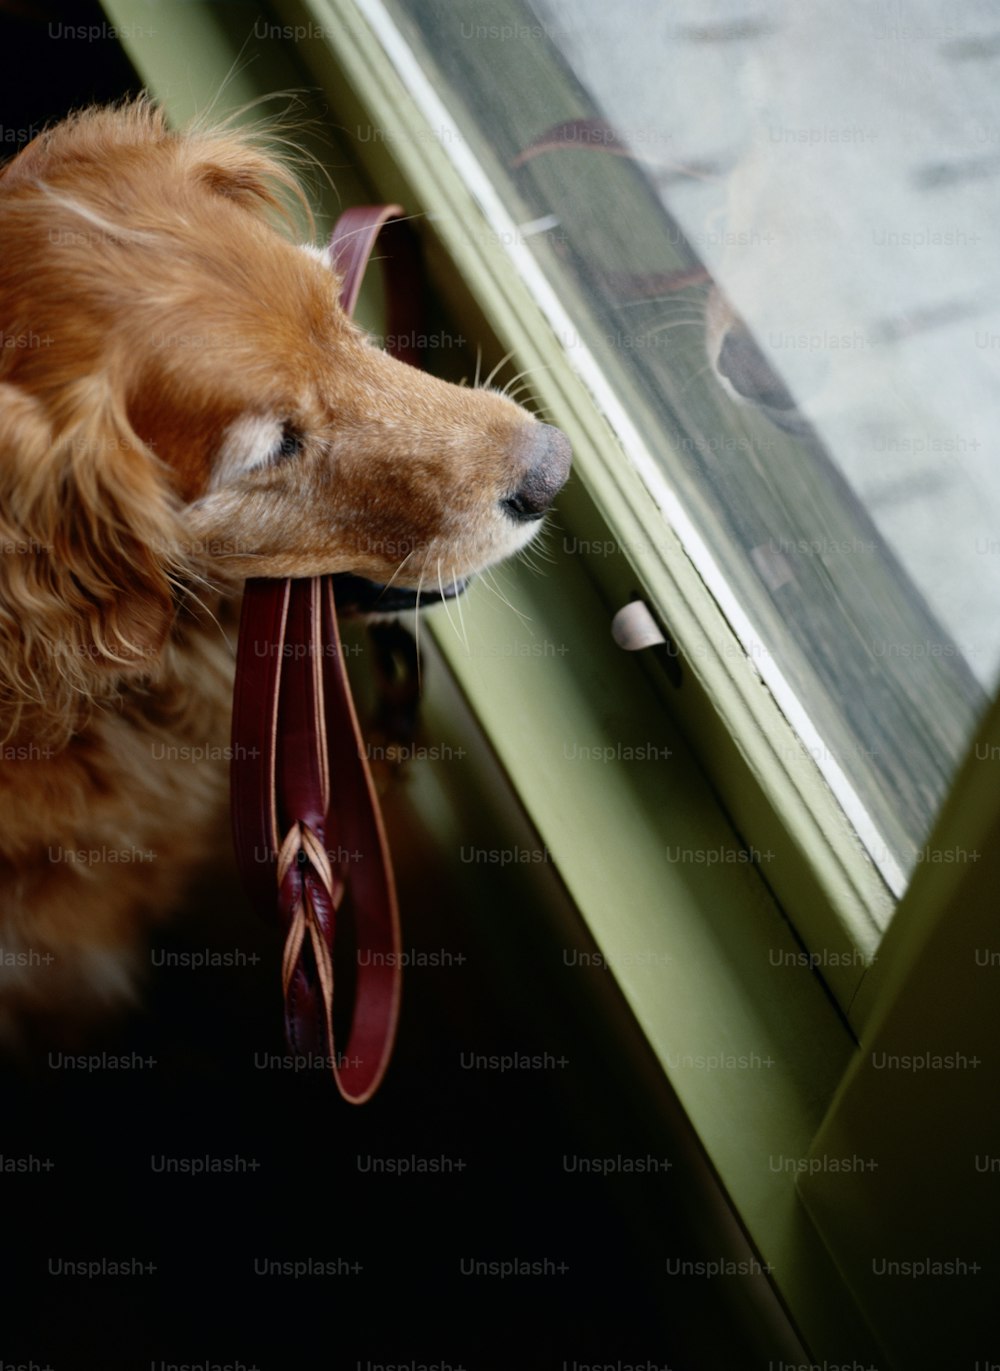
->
xmin=230 ymin=206 xmax=420 ymax=1103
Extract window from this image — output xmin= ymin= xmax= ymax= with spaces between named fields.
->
xmin=355 ymin=0 xmax=999 ymax=906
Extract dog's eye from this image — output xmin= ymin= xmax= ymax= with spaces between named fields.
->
xmin=275 ymin=424 xmax=305 ymax=461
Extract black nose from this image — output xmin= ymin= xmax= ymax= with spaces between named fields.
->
xmin=502 ymin=423 xmax=572 ymax=522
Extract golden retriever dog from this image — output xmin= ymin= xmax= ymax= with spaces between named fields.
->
xmin=0 ymin=98 xmax=570 ymax=1041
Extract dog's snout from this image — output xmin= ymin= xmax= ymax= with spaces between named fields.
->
xmin=502 ymin=422 xmax=572 ymax=523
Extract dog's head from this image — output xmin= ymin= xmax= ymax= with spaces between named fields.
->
xmin=0 ymin=99 xmax=570 ymax=733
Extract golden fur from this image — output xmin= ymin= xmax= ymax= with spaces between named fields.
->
xmin=0 ymin=99 xmax=568 ymax=1039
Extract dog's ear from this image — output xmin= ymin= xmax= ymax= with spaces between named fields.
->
xmin=186 ymin=126 xmax=310 ymax=233
xmin=196 ymin=147 xmax=284 ymax=212
xmin=0 ymin=379 xmax=182 ymax=734
xmin=187 ymin=128 xmax=303 ymax=218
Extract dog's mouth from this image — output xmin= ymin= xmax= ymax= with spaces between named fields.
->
xmin=331 ymin=572 xmax=469 ymax=616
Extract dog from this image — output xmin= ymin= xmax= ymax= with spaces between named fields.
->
xmin=0 ymin=97 xmax=570 ymax=1041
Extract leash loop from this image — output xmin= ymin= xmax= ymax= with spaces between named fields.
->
xmin=231 ymin=205 xmax=421 ymax=1102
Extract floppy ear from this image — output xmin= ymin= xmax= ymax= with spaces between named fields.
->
xmin=195 ymin=147 xmax=289 ymax=211
xmin=185 ymin=124 xmax=312 ymax=232
xmin=0 ymin=379 xmax=183 ymax=738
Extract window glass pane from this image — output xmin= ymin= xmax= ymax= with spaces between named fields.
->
xmin=382 ymin=0 xmax=996 ymax=892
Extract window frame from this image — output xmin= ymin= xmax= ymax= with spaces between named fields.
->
xmin=277 ymin=0 xmax=899 ymax=999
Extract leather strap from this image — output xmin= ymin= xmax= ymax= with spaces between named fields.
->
xmin=231 ymin=205 xmax=419 ymax=1103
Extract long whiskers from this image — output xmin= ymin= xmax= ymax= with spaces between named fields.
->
xmin=410 ymin=568 xmax=425 ymax=693
xmin=496 ymin=362 xmax=554 ymax=399
xmin=435 ymin=558 xmax=470 ymax=654
xmin=481 ymin=348 xmax=518 ymax=390
xmin=378 ymin=548 xmax=416 ymax=599
xmin=517 ymin=538 xmax=557 ymax=572
xmin=479 ymin=566 xmax=533 ymax=632
xmin=451 ymin=567 xmax=470 ymax=653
